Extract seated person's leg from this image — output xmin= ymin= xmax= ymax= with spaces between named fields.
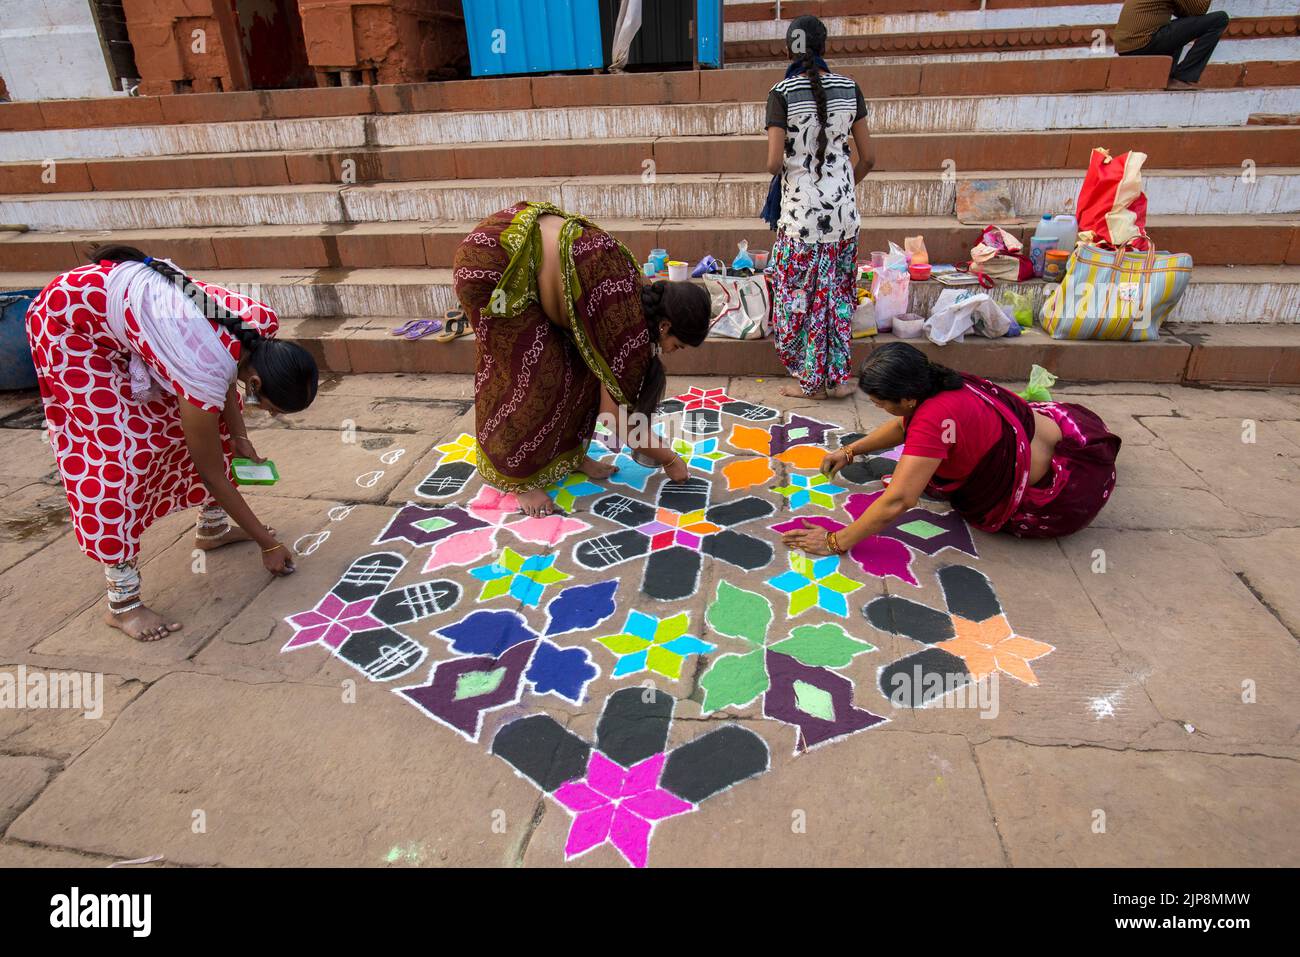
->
xmin=1169 ymin=11 xmax=1230 ymax=84
xmin=1122 ymin=12 xmax=1229 ymax=84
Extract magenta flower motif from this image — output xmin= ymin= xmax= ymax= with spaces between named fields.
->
xmin=553 ymin=751 xmax=694 ymax=868
xmin=284 ymin=594 xmax=383 ymax=650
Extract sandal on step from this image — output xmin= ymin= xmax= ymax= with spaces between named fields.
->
xmin=432 ymin=310 xmax=471 ymax=343
xmin=402 ymin=318 xmax=443 ymax=340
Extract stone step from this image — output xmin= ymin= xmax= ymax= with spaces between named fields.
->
xmin=203 ymin=314 xmax=1300 ymax=388
xmin=0 ymin=54 xmax=1184 ymax=136
xmin=725 ymin=14 xmax=1300 ymax=62
xmin=3 ymin=168 xmax=1295 ymax=231
xmin=5 ymin=215 xmax=1297 ymax=273
xmin=723 ymin=1 xmax=1295 ymax=40
xmin=4 ymin=86 xmax=1295 ymax=164
xmin=4 ymin=125 xmax=1296 ymax=195
xmin=7 ymin=265 xmax=1296 ymax=326
xmin=724 ymin=44 xmax=1300 ymax=73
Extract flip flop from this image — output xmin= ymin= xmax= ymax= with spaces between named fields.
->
xmin=402 ymin=318 xmax=443 ymax=340
xmin=390 ymin=319 xmax=422 ymax=336
xmin=432 ymin=310 xmax=471 ymax=343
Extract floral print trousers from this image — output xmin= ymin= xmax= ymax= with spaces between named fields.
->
xmin=768 ymin=232 xmax=858 ymax=396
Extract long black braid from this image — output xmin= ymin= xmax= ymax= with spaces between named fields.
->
xmin=89 ymin=244 xmax=318 ymax=412
xmin=91 ymin=244 xmax=261 ymax=352
xmin=801 ymin=50 xmax=830 ymax=175
xmin=789 ymin=15 xmax=830 ymax=176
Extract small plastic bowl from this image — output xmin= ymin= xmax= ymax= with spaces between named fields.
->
xmin=908 ymin=263 xmax=932 ymax=281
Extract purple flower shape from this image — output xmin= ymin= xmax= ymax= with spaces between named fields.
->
xmin=553 ymin=752 xmax=694 ymax=868
xmin=284 ymin=594 xmax=382 ymax=650
xmin=771 ymin=514 xmax=919 ymax=588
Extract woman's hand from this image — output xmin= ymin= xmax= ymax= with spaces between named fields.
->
xmin=664 ymin=454 xmax=689 ymax=483
xmin=262 ymin=542 xmax=296 ymax=576
xmin=232 ymin=434 xmax=265 ymax=463
xmin=820 ymin=447 xmax=853 ymax=478
xmin=781 ymin=519 xmax=836 ymax=556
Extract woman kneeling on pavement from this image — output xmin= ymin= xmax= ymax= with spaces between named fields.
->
xmin=26 ymin=246 xmax=319 ymax=642
xmin=453 ymin=201 xmax=711 ymax=517
xmin=783 ymin=343 xmax=1122 ymax=555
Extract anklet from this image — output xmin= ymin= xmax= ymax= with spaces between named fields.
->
xmin=109 ymin=599 xmax=143 ymax=615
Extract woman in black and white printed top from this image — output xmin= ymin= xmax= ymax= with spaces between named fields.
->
xmin=763 ymin=15 xmax=874 ymax=399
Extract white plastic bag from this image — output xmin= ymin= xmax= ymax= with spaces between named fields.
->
xmin=924 ymin=287 xmax=1010 ymax=345
xmin=705 ymin=273 xmax=770 ymax=339
xmin=871 ymin=242 xmax=911 ymax=332
xmin=851 ymin=297 xmax=876 ymax=335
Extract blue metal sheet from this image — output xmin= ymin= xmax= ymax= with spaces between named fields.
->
xmin=462 ymin=0 xmax=606 ymax=77
xmin=696 ymin=0 xmax=723 ymax=68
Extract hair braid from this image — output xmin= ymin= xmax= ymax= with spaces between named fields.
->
xmin=802 ymin=50 xmax=830 ymax=175
xmin=88 ymin=243 xmax=320 ymax=414
xmin=89 ymin=243 xmax=264 ymax=357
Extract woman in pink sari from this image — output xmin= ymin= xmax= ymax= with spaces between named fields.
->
xmin=783 ymin=343 xmax=1120 ymax=556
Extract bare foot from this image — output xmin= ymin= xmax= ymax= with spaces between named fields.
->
xmin=827 ymin=381 xmax=857 ymax=399
xmin=1166 ymin=79 xmax=1197 ymax=90
xmin=579 ymin=456 xmax=618 ymax=480
xmin=195 ymin=523 xmax=274 ymax=551
xmin=780 ymin=384 xmax=825 ymax=400
xmin=517 ymin=489 xmax=555 ymax=518
xmin=103 ymin=606 xmax=182 ymax=643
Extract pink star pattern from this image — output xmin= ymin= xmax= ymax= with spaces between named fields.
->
xmin=283 ymin=594 xmax=383 ymax=650
xmin=553 ymin=751 xmax=695 ymax=867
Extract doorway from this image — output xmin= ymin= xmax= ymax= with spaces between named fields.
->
xmin=232 ymin=0 xmax=314 ymax=89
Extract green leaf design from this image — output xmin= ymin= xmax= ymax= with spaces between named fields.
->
xmin=479 ymin=577 xmax=512 ymax=602
xmin=530 ymin=567 xmax=570 ymax=586
xmin=788 ymin=583 xmax=818 ymax=617
xmin=699 ymin=650 xmax=769 ymax=713
xmin=599 ymin=633 xmax=648 ymax=656
xmin=705 ymin=581 xmax=772 ymax=646
xmin=454 ymin=667 xmax=506 ymax=700
xmin=646 ymin=645 xmax=685 ymax=680
xmin=792 ymin=680 xmax=835 ymax=720
xmin=654 ymin=612 xmax=691 ymax=644
xmin=820 ymin=572 xmax=863 ymax=596
xmin=770 ymin=623 xmax=875 ymax=668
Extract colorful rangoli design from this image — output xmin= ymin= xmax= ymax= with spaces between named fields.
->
xmin=282 ymin=551 xmax=460 ymax=681
xmin=492 ymin=687 xmax=770 ymax=867
xmin=276 ymin=386 xmax=1061 ymax=867
xmin=416 ymin=433 xmax=480 ymax=499
xmin=697 ymin=581 xmax=884 ymax=753
xmin=573 ymin=477 xmax=775 ymax=601
xmin=595 ymin=610 xmax=715 ymax=680
xmin=870 ymin=565 xmax=1053 ymax=708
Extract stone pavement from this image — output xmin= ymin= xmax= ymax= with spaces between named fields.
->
xmin=0 ymin=374 xmax=1297 ymax=869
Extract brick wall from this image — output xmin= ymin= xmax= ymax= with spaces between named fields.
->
xmin=122 ymin=0 xmax=250 ymax=95
xmin=297 ymin=0 xmax=468 ymax=85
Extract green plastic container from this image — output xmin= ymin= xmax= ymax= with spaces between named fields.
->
xmin=232 ymin=458 xmax=279 ymax=486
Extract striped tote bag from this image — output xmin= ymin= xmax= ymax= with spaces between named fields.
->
xmin=1040 ymin=245 xmax=1192 ymax=341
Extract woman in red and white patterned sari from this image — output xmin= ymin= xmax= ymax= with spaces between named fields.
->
xmin=26 ymin=246 xmax=319 ymax=642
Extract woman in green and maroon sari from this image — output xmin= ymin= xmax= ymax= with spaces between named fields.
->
xmin=453 ymin=202 xmax=711 ymax=516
